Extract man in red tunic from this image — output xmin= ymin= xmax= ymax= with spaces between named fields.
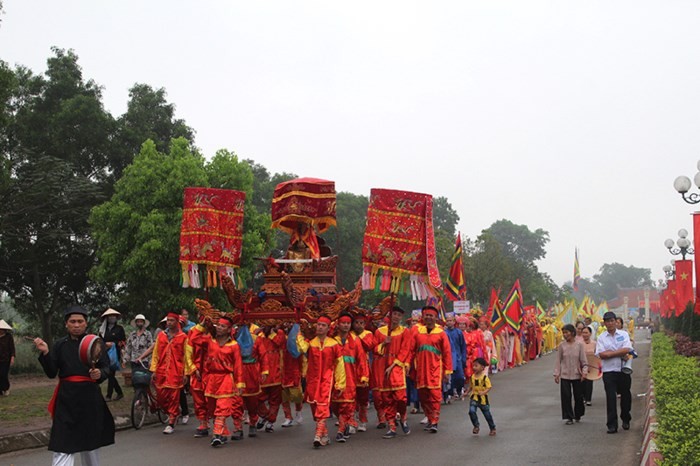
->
xmin=331 ymin=313 xmax=369 ymax=443
xmin=234 ymin=324 xmax=264 ymax=438
xmin=150 ymin=312 xmax=190 ymax=434
xmin=280 ymin=323 xmax=304 ymax=428
xmin=256 ymin=325 xmax=286 ymax=433
xmin=204 ymin=314 xmax=244 ymax=447
xmin=295 ymin=316 xmax=346 ymax=448
xmin=351 ymin=310 xmax=375 ymax=432
xmin=185 ymin=316 xmax=211 ymax=437
xmin=374 ymin=306 xmax=413 ymax=439
xmin=412 ymin=306 xmax=452 ymax=433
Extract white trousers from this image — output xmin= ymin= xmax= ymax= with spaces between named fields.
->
xmin=52 ymin=449 xmax=99 ymax=466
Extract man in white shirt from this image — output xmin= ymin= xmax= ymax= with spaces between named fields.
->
xmin=595 ymin=312 xmax=633 ymax=434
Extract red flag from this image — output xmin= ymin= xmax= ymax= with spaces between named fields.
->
xmin=503 ymin=280 xmax=523 ymax=332
xmin=667 ymin=279 xmax=677 ymax=316
xmin=659 ymin=289 xmax=667 ymax=317
xmin=675 ymin=260 xmax=694 ymax=315
xmin=694 ymin=213 xmax=700 ymax=315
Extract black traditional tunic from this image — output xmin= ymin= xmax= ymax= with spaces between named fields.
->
xmin=38 ymin=335 xmax=115 ymax=453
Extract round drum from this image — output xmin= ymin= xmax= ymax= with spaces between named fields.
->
xmin=78 ymin=334 xmax=105 ymax=368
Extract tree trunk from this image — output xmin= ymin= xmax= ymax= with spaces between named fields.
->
xmin=41 ymin=310 xmax=53 ymax=348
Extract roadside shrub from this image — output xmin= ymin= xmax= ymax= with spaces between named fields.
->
xmin=651 ymin=333 xmax=700 ymax=465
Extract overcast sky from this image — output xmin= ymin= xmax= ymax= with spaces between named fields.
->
xmin=3 ymin=1 xmax=700 ymax=287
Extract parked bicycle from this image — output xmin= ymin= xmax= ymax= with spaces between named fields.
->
xmin=131 ymin=361 xmax=166 ymax=429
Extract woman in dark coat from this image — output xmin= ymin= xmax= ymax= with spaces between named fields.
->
xmin=99 ymin=308 xmax=126 ymax=401
xmin=34 ymin=305 xmax=115 ymax=466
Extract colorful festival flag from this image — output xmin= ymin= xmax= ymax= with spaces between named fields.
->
xmin=536 ymin=301 xmax=546 ymax=320
xmin=503 ymin=280 xmax=523 ymax=332
xmin=573 ymin=247 xmax=581 ymax=292
xmin=444 ymin=234 xmax=467 ymax=301
xmin=490 ymin=298 xmax=506 ymax=335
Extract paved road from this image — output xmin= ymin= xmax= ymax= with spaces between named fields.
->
xmin=2 ymin=330 xmax=650 ymax=466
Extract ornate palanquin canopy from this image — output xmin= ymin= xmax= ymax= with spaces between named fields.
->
xmin=361 ymin=188 xmax=441 ymax=300
xmin=179 ymin=187 xmax=245 ymax=288
xmin=270 ymin=177 xmax=337 ymax=234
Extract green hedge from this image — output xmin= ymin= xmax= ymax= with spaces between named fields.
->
xmin=651 ymin=333 xmax=700 ymax=465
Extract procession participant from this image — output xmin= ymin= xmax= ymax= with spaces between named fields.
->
xmin=374 ymin=306 xmax=414 ymax=439
xmin=234 ymin=323 xmax=265 ymax=437
xmin=150 ymin=312 xmax=190 ymax=434
xmin=479 ymin=318 xmax=497 ymax=374
xmin=99 ymin=308 xmax=125 ymax=401
xmin=596 ymin=312 xmax=633 ymax=434
xmin=203 ymin=314 xmax=244 ymax=447
xmin=0 ymin=319 xmax=15 ymax=396
xmin=33 ymin=306 xmax=114 ymax=466
xmin=554 ymin=324 xmax=588 ymax=425
xmin=256 ymin=325 xmax=286 ymax=433
xmin=294 ymin=316 xmax=346 ymax=448
xmin=280 ymin=324 xmax=304 ymax=427
xmin=413 ymin=306 xmax=452 ymax=433
xmin=443 ymin=313 xmax=466 ymax=402
xmin=584 ymin=317 xmax=598 ymax=341
xmin=580 ymin=326 xmax=597 ymax=406
xmin=331 ymin=312 xmax=369 ymax=442
xmin=370 ymin=317 xmax=389 ymax=429
xmin=464 ymin=317 xmax=487 ymax=380
xmin=186 ymin=314 xmax=211 ymax=437
xmin=351 ymin=309 xmax=375 ymax=431
xmin=468 ymin=357 xmax=497 ymax=436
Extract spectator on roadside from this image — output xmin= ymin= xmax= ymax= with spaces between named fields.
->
xmin=574 ymin=321 xmax=585 ymax=343
xmin=123 ymin=314 xmax=154 ymax=369
xmin=553 ymin=324 xmax=588 ymax=425
xmin=181 ymin=309 xmax=195 ymax=333
xmin=99 ymin=308 xmax=126 ymax=401
xmin=580 ymin=326 xmax=597 ymax=406
xmin=0 ymin=319 xmax=15 ymax=396
xmin=584 ymin=317 xmax=598 ymax=340
xmin=596 ymin=312 xmax=633 ymax=434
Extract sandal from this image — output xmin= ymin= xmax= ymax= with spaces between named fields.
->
xmin=489 ymin=430 xmax=496 ymax=436
xmin=410 ymin=408 xmax=418 ymax=414
xmin=472 ymin=427 xmax=479 ymax=435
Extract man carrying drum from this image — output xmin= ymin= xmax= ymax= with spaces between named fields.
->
xmin=33 ymin=305 xmax=115 ymax=466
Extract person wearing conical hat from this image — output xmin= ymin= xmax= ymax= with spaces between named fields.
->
xmin=99 ymin=308 xmax=126 ymax=402
xmin=0 ymin=319 xmax=15 ymax=396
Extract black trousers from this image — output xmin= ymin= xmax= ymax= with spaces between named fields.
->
xmin=106 ymin=372 xmax=123 ymax=398
xmin=0 ymin=361 xmax=10 ymax=392
xmin=180 ymin=383 xmax=189 ymax=416
xmin=582 ymin=379 xmax=593 ymax=402
xmin=560 ymin=379 xmax=585 ymax=421
xmin=602 ymin=372 xmax=631 ymax=429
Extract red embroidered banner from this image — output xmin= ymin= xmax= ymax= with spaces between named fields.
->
xmin=361 ymin=188 xmax=441 ymax=299
xmin=179 ymin=188 xmax=245 ymax=288
xmin=270 ymin=177 xmax=336 ymax=234
xmin=674 ymin=259 xmax=694 ymax=316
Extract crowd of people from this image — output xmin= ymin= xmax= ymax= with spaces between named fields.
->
xmin=27 ymin=303 xmax=640 ymax=465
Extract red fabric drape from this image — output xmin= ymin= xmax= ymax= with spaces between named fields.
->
xmin=694 ymin=213 xmax=700 ymax=315
xmin=667 ymin=279 xmax=677 ymax=316
xmin=674 ymin=260 xmax=694 ymax=316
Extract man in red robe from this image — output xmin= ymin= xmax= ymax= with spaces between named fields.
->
xmin=351 ymin=310 xmax=375 ymax=432
xmin=295 ymin=316 xmax=346 ymax=448
xmin=234 ymin=324 xmax=265 ymax=438
xmin=331 ymin=313 xmax=369 ymax=443
xmin=374 ymin=307 xmax=413 ymax=439
xmin=412 ymin=306 xmax=452 ymax=433
xmin=185 ymin=316 xmax=211 ymax=437
xmin=204 ymin=314 xmax=245 ymax=447
xmin=256 ymin=326 xmax=286 ymax=433
xmin=150 ymin=312 xmax=190 ymax=434
xmin=280 ymin=323 xmax=304 ymax=428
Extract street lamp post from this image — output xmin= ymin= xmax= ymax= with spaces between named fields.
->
xmin=663 ymin=264 xmax=675 ymax=279
xmin=664 ymin=229 xmax=695 ymax=260
xmin=673 ymin=160 xmax=700 ymax=204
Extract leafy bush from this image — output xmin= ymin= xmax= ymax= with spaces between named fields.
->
xmin=11 ymin=338 xmax=43 ymax=375
xmin=651 ymin=333 xmax=700 ymax=465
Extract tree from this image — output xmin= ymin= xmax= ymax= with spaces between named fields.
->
xmin=111 ymin=84 xmax=194 ymax=181
xmin=482 ymin=219 xmax=549 ymax=265
xmin=593 ymin=263 xmax=652 ymax=300
xmin=90 ymin=139 xmax=272 ymax=324
xmin=463 ymin=233 xmax=514 ymax=305
xmin=0 ymin=49 xmax=114 ymax=345
xmin=325 ymin=191 xmax=368 ymax=290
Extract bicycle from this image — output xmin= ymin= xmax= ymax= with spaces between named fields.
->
xmin=131 ymin=361 xmax=167 ymax=429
